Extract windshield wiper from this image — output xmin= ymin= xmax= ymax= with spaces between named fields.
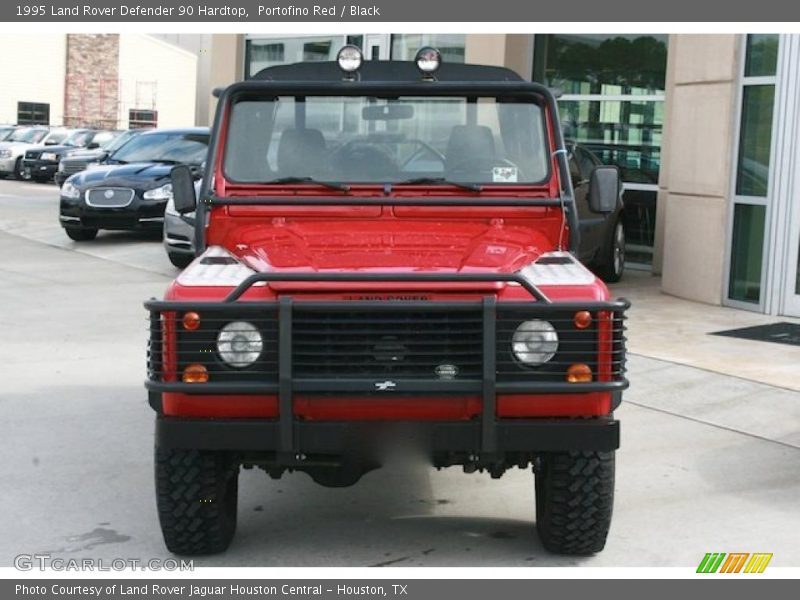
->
xmin=266 ymin=176 xmax=350 ymax=192
xmin=398 ymin=177 xmax=482 ymax=192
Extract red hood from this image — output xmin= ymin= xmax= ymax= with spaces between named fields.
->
xmin=220 ymin=218 xmax=555 ymax=274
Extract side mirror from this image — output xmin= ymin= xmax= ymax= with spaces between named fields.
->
xmin=171 ymin=165 xmax=197 ymax=214
xmin=45 ymin=139 xmax=58 ymax=146
xmin=588 ymin=165 xmax=620 ymax=213
xmin=86 ymin=142 xmax=100 ymax=150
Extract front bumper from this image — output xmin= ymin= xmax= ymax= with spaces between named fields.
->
xmin=146 ymin=272 xmax=629 ymax=456
xmin=163 ymin=210 xmax=195 ymax=254
xmin=156 ymin=414 xmax=620 ymax=452
xmin=0 ymin=157 xmax=17 ymax=173
xmin=60 ymin=193 xmax=166 ymax=231
xmin=23 ymin=159 xmax=57 ymax=180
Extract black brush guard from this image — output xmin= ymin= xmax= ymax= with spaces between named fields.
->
xmin=146 ymin=272 xmax=629 ymax=456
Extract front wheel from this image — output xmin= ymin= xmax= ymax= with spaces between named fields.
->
xmin=535 ymin=450 xmax=615 ymax=555
xmin=597 ymin=220 xmax=625 ymax=283
xmin=155 ymin=447 xmax=239 ymax=555
xmin=14 ymin=158 xmax=28 ymax=181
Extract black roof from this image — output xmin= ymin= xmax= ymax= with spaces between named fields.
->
xmin=250 ymin=61 xmax=524 ymax=83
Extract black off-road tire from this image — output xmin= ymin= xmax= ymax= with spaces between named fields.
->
xmin=535 ymin=450 xmax=615 ymax=555
xmin=155 ymin=447 xmax=239 ymax=555
xmin=64 ymin=227 xmax=98 ymax=241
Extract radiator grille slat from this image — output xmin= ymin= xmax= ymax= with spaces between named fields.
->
xmin=292 ymin=307 xmax=483 ymax=379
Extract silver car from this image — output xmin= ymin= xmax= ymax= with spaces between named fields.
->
xmin=163 ymin=179 xmax=199 ymax=268
xmin=0 ymin=127 xmax=69 ymax=179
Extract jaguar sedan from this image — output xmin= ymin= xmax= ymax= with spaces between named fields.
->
xmin=58 ymin=128 xmax=209 ymax=241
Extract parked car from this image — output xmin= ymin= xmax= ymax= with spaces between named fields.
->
xmin=145 ymin=51 xmax=630 ymax=556
xmin=567 ymin=142 xmax=626 ymax=282
xmin=0 ymin=126 xmax=68 ymax=179
xmin=55 ymin=129 xmax=144 ymax=186
xmin=59 ymin=127 xmax=210 ymax=241
xmin=23 ymin=129 xmax=120 ymax=183
xmin=163 ymin=179 xmax=200 ymax=268
xmin=0 ymin=125 xmax=18 ymax=141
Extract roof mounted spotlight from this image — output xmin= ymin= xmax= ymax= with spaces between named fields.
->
xmin=415 ymin=47 xmax=442 ymax=79
xmin=337 ymin=45 xmax=363 ymax=80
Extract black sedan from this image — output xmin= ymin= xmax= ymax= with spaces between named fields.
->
xmin=59 ymin=128 xmax=209 ymax=241
xmin=23 ymin=129 xmax=119 ymax=183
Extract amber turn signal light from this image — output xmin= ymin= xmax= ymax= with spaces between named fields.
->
xmin=182 ymin=311 xmax=201 ymax=331
xmin=566 ymin=363 xmax=592 ymax=383
xmin=182 ymin=364 xmax=209 ymax=383
xmin=573 ymin=310 xmax=592 ymax=329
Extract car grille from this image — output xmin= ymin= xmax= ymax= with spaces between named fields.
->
xmin=292 ymin=305 xmax=484 ymax=379
xmin=61 ymin=160 xmax=88 ymax=174
xmin=147 ymin=302 xmax=628 ymax=391
xmin=85 ymin=187 xmax=135 ymax=208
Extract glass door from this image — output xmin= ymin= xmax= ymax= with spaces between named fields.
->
xmin=363 ymin=34 xmax=390 ymax=60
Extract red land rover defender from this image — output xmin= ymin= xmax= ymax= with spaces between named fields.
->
xmin=145 ymin=47 xmax=629 ymax=556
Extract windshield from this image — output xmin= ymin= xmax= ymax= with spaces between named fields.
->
xmin=9 ymin=128 xmax=47 ymax=143
xmin=44 ymin=131 xmax=67 ymax=145
xmin=104 ymin=130 xmax=138 ymax=152
xmin=63 ymin=130 xmax=92 ymax=147
xmin=109 ymin=132 xmax=209 ymax=164
xmin=93 ymin=131 xmax=120 ymax=149
xmin=0 ymin=127 xmax=15 ymax=141
xmin=223 ymin=95 xmax=550 ymax=185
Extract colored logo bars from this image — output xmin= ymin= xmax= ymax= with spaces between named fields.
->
xmin=697 ymin=553 xmax=773 ymax=573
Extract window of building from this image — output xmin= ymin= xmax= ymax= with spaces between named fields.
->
xmin=129 ymin=109 xmax=157 ymax=129
xmin=727 ymin=34 xmax=779 ymax=306
xmin=533 ymin=34 xmax=668 ymax=266
xmin=390 ymin=34 xmax=466 ymax=63
xmin=17 ymin=102 xmax=50 ymax=125
xmin=245 ymin=36 xmax=345 ymax=78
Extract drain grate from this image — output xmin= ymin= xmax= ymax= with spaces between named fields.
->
xmin=711 ymin=322 xmax=800 ymax=347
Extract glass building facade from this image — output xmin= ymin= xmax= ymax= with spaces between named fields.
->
xmin=533 ymin=34 xmax=668 ymax=266
xmin=727 ymin=34 xmax=779 ymax=305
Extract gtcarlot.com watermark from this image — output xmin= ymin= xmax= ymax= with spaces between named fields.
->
xmin=14 ymin=554 xmax=194 ymax=572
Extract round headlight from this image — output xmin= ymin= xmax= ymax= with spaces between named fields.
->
xmin=511 ymin=320 xmax=559 ymax=366
xmin=337 ymin=45 xmax=363 ymax=74
xmin=415 ymin=46 xmax=442 ymax=74
xmin=217 ymin=321 xmax=263 ymax=368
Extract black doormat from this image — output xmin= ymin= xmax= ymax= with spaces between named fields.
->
xmin=711 ymin=322 xmax=800 ymax=347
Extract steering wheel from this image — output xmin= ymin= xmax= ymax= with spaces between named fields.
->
xmin=399 ymin=140 xmax=446 ymax=171
xmin=327 ymin=140 xmax=399 ymax=180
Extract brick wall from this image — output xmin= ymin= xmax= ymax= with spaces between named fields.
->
xmin=63 ymin=34 xmax=120 ymax=129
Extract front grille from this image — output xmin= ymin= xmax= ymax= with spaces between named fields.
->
xmin=145 ymin=299 xmax=628 ymax=392
xmin=292 ymin=305 xmax=483 ymax=379
xmin=61 ymin=160 xmax=88 ymax=174
xmin=86 ymin=187 xmax=135 ymax=208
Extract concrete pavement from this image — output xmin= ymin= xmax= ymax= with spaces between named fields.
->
xmin=0 ymin=179 xmax=799 ymax=568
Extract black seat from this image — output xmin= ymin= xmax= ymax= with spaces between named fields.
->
xmin=445 ymin=125 xmax=496 ymax=174
xmin=276 ymin=128 xmax=326 ymax=177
